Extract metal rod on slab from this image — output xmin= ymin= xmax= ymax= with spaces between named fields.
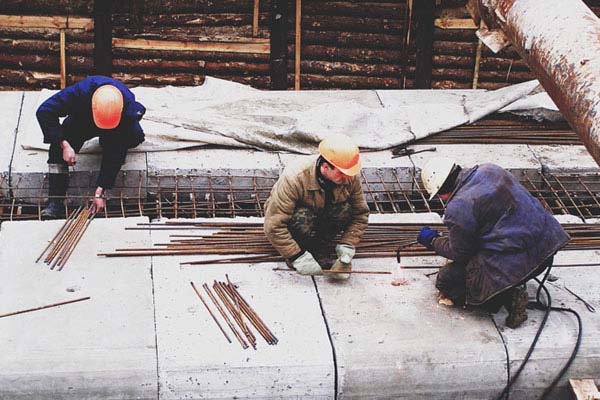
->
xmin=0 ymin=296 xmax=90 ymax=319
xmin=190 ymin=282 xmax=232 ymax=344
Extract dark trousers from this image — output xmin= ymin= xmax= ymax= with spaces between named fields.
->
xmin=287 ymin=203 xmax=352 ymax=265
xmin=435 ymin=256 xmax=555 ymax=307
xmin=47 ymin=117 xmax=90 ymax=166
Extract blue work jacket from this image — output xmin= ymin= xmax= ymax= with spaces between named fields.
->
xmin=432 ymin=164 xmax=570 ymax=304
xmin=36 ymin=76 xmax=145 ymax=188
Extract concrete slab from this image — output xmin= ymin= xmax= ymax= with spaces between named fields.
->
xmin=530 ymin=145 xmax=600 ymax=174
xmin=409 ymin=144 xmax=541 ymax=180
xmin=149 ymin=218 xmax=334 ymax=399
xmin=490 ymin=254 xmax=600 ymax=399
xmin=0 ymin=217 xmax=156 ymax=399
xmin=10 ymin=91 xmax=147 ymax=201
xmin=0 ymin=91 xmax=24 ymax=197
xmin=315 ymin=213 xmax=507 ymax=399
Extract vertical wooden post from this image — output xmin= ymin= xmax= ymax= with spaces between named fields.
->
xmin=93 ymin=0 xmax=113 ymax=76
xmin=269 ymin=0 xmax=288 ymax=90
xmin=253 ymin=0 xmax=260 ymax=37
xmin=414 ymin=0 xmax=435 ymax=89
xmin=59 ymin=28 xmax=66 ymax=88
xmin=294 ymin=0 xmax=301 ymax=90
xmin=472 ymin=37 xmax=483 ymax=89
xmin=400 ymin=0 xmax=414 ymax=89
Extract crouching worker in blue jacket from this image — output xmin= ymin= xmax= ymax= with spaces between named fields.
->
xmin=36 ymin=76 xmax=146 ymax=219
xmin=417 ymin=157 xmax=569 ymax=328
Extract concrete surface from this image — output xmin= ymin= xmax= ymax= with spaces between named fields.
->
xmin=0 ymin=217 xmax=157 ymax=399
xmin=1 ymin=214 xmax=598 ymax=398
xmin=150 ymin=218 xmax=334 ymax=399
xmin=530 ymin=144 xmax=600 ymax=173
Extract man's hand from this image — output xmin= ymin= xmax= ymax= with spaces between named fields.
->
xmin=61 ymin=140 xmax=76 ymax=166
xmin=292 ymin=252 xmax=323 ymax=276
xmin=417 ymin=225 xmax=439 ymax=250
xmin=335 ymin=243 xmax=355 ymax=263
xmin=92 ymin=187 xmax=105 ymax=214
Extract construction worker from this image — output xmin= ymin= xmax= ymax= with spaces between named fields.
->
xmin=417 ymin=157 xmax=570 ymax=328
xmin=264 ymin=134 xmax=369 ymax=279
xmin=36 ymin=76 xmax=145 ymax=219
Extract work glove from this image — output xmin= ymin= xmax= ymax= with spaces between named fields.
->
xmin=335 ymin=243 xmax=355 ymax=263
xmin=329 ymin=244 xmax=355 ymax=281
xmin=292 ymin=251 xmax=323 ymax=276
xmin=417 ymin=226 xmax=439 ymax=250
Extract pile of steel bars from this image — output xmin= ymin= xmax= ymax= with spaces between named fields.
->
xmin=37 ymin=206 xmax=95 ymax=271
xmin=191 ymin=275 xmax=277 ymax=350
xmin=98 ymin=221 xmax=600 ymax=265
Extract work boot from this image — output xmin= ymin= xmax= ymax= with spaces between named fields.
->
xmin=328 ymin=259 xmax=351 ymax=281
xmin=41 ymin=173 xmax=68 ymax=220
xmin=505 ymin=287 xmax=529 ymax=329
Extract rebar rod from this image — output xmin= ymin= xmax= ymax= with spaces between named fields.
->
xmin=202 ymin=283 xmax=248 ymax=349
xmin=190 ymin=282 xmax=232 ymax=344
xmin=0 ymin=296 xmax=90 ymax=319
xmin=212 ymin=281 xmax=256 ymax=349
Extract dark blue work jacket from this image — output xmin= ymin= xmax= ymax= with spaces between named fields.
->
xmin=36 ymin=76 xmax=145 ymax=188
xmin=432 ymin=164 xmax=570 ymax=304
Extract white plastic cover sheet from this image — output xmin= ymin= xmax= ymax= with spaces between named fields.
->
xmin=21 ymin=77 xmax=560 ymax=154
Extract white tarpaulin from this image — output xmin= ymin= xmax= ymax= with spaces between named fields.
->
xmin=21 ymin=77 xmax=561 ymax=154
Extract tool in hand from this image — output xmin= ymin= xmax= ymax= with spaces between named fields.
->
xmin=391 ymin=146 xmax=436 ymax=158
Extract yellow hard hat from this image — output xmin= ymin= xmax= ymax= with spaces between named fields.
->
xmin=92 ymin=85 xmax=123 ymax=129
xmin=318 ymin=134 xmax=361 ymax=176
xmin=421 ymin=157 xmax=457 ymax=200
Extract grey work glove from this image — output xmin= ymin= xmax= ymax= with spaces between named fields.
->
xmin=292 ymin=252 xmax=323 ymax=276
xmin=336 ymin=244 xmax=355 ymax=263
xmin=330 ymin=244 xmax=355 ymax=281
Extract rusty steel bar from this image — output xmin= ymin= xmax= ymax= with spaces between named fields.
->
xmin=190 ymin=282 xmax=232 ymax=344
xmin=0 ymin=296 xmax=90 ymax=319
xmin=470 ymin=0 xmax=600 ymax=167
xmin=202 ymin=283 xmax=248 ymax=349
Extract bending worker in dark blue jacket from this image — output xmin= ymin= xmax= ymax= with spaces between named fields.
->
xmin=36 ymin=76 xmax=146 ymax=219
xmin=417 ymin=157 xmax=569 ymax=329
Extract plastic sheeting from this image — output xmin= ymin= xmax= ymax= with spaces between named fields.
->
xmin=21 ymin=77 xmax=560 ymax=154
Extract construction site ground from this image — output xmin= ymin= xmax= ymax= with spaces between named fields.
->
xmin=1 ymin=90 xmax=600 ymax=399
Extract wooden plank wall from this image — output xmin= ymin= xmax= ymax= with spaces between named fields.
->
xmin=0 ymin=0 xmax=598 ymax=90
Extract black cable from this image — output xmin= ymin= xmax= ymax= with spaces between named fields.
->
xmin=494 ymin=265 xmax=583 ymax=400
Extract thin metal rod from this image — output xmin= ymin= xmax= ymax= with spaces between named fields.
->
xmin=0 ymin=296 xmax=90 ymax=319
xmin=202 ymin=283 xmax=248 ymax=349
xmin=190 ymin=282 xmax=232 ymax=344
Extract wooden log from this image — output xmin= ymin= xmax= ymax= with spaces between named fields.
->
xmin=299 ymin=30 xmax=402 ymax=49
xmin=0 ymin=53 xmax=93 ymax=72
xmin=431 ymin=79 xmax=471 ymax=89
xmin=434 ymin=18 xmax=477 ymax=30
xmin=112 ymin=72 xmax=206 ymax=86
xmin=293 ymin=73 xmax=403 ymax=89
xmin=295 ymin=59 xmax=403 ymax=77
xmin=0 ymin=15 xmax=93 ymax=30
xmin=112 ymin=47 xmax=269 ymax=62
xmin=431 ymin=67 xmax=533 ymax=82
xmin=0 ymin=68 xmax=86 ymax=88
xmin=301 ymin=1 xmax=406 ymax=18
xmin=112 ymin=58 xmax=269 ymax=75
xmin=112 ymin=0 xmax=257 ymax=14
xmin=303 ymin=14 xmax=403 ymax=34
xmin=112 ymin=25 xmax=270 ymax=41
xmin=299 ymin=44 xmax=402 ymax=63
xmin=113 ymin=38 xmax=270 ymax=54
xmin=0 ymin=26 xmax=94 ymax=41
xmin=0 ymin=1 xmax=92 ymax=14
xmin=0 ymin=38 xmax=93 ymax=55
xmin=111 ymin=13 xmax=259 ymax=27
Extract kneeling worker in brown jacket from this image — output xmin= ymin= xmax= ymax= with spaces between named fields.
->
xmin=264 ymin=134 xmax=369 ymax=279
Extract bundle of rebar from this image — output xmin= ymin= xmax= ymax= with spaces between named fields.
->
xmin=98 ymin=221 xmax=600 ymax=266
xmin=37 ymin=206 xmax=95 ymax=271
xmin=191 ymin=275 xmax=277 ymax=350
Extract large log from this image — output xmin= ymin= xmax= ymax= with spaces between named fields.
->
xmin=112 ymin=25 xmax=269 ymax=41
xmin=112 ymin=72 xmax=206 ymax=86
xmin=0 ymin=15 xmax=93 ymax=30
xmin=292 ymin=73 xmax=403 ymax=89
xmin=0 ymin=53 xmax=93 ymax=72
xmin=432 ymin=54 xmax=530 ymax=70
xmin=431 ymin=67 xmax=533 ymax=82
xmin=113 ymin=37 xmax=269 ymax=54
xmin=298 ymin=44 xmax=402 ymax=63
xmin=303 ymin=15 xmax=403 ymax=34
xmin=0 ymin=68 xmax=86 ymax=88
xmin=299 ymin=30 xmax=403 ymax=49
xmin=295 ymin=59 xmax=403 ymax=77
xmin=0 ymin=26 xmax=94 ymax=41
xmin=0 ymin=1 xmax=92 ymax=14
xmin=111 ymin=13 xmax=261 ymax=27
xmin=112 ymin=1 xmax=257 ymax=14
xmin=0 ymin=38 xmax=93 ymax=55
xmin=112 ymin=47 xmax=269 ymax=62
xmin=301 ymin=1 xmax=406 ymax=18
xmin=112 ymin=58 xmax=269 ymax=75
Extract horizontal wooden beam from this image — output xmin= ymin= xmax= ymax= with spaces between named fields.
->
xmin=0 ymin=15 xmax=93 ymax=30
xmin=113 ymin=37 xmax=270 ymax=54
xmin=434 ymin=18 xmax=477 ymax=30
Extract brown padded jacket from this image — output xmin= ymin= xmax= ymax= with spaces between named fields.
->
xmin=264 ymin=155 xmax=369 ymax=259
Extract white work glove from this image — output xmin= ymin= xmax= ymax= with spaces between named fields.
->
xmin=292 ymin=252 xmax=323 ymax=276
xmin=336 ymin=244 xmax=355 ymax=263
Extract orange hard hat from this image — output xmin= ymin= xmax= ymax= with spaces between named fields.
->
xmin=92 ymin=85 xmax=123 ymax=129
xmin=318 ymin=134 xmax=361 ymax=176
